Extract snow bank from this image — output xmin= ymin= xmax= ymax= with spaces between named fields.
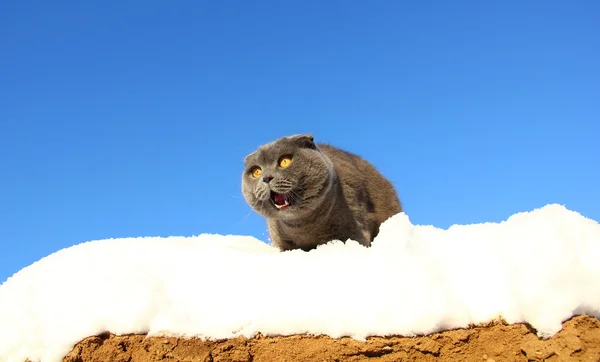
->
xmin=1 ymin=204 xmax=599 ymax=362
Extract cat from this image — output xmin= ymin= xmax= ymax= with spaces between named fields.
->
xmin=242 ymin=134 xmax=403 ymax=251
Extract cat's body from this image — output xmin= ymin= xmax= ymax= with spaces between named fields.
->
xmin=242 ymin=134 xmax=402 ymax=251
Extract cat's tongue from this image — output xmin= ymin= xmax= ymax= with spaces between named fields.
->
xmin=273 ymin=193 xmax=287 ymax=206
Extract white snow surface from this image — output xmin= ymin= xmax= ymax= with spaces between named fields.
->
xmin=1 ymin=204 xmax=600 ymax=362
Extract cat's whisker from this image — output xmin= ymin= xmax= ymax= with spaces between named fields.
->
xmin=289 ymin=189 xmax=303 ymax=203
xmin=232 ymin=211 xmax=252 ymax=228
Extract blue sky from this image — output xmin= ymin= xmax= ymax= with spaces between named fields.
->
xmin=1 ymin=1 xmax=598 ymax=283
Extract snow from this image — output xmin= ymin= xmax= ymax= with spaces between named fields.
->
xmin=1 ymin=204 xmax=600 ymax=362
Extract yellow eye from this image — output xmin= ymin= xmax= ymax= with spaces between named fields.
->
xmin=251 ymin=167 xmax=262 ymax=178
xmin=279 ymin=156 xmax=292 ymax=168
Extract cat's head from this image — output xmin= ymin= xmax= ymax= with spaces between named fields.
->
xmin=242 ymin=134 xmax=335 ymax=220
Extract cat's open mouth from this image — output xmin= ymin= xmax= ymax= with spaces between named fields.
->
xmin=270 ymin=191 xmax=293 ymax=209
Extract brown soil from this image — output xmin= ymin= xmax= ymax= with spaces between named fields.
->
xmin=62 ymin=315 xmax=600 ymax=362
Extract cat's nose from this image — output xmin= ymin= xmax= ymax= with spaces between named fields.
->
xmin=262 ymin=176 xmax=274 ymax=183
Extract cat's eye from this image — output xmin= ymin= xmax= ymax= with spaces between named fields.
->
xmin=251 ymin=167 xmax=262 ymax=178
xmin=279 ymin=156 xmax=292 ymax=168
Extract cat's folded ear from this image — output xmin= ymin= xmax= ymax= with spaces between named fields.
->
xmin=286 ymin=134 xmax=316 ymax=149
xmin=243 ymin=151 xmax=256 ymax=165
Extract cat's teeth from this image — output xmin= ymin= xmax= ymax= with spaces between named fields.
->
xmin=275 ymin=200 xmax=290 ymax=209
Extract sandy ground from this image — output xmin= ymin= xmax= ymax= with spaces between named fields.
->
xmin=62 ymin=315 xmax=600 ymax=362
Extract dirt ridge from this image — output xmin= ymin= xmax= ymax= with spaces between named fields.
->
xmin=62 ymin=315 xmax=600 ymax=362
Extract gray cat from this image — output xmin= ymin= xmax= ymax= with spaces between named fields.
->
xmin=242 ymin=134 xmax=402 ymax=251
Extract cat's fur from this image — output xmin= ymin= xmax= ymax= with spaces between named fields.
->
xmin=242 ymin=134 xmax=402 ymax=251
